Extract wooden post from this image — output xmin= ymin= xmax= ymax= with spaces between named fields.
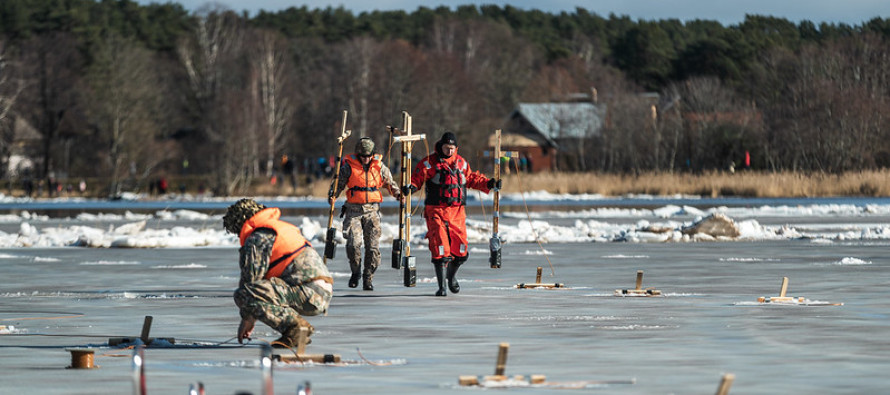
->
xmin=635 ymin=271 xmax=644 ymax=291
xmin=487 ymin=130 xmax=519 ymax=269
xmin=296 ymin=327 xmax=309 ymax=355
xmin=392 ymin=113 xmax=425 ymax=286
xmin=779 ymin=277 xmax=789 ymax=297
xmin=535 ymin=267 xmax=542 ymax=284
xmin=494 ymin=343 xmax=509 ymax=376
xmin=715 ymin=373 xmax=735 ymax=395
xmin=324 ymin=110 xmax=351 ymax=264
xmin=140 ymin=316 xmax=153 ymax=344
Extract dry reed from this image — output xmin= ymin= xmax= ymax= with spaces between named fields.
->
xmin=254 ymin=169 xmax=890 ymax=198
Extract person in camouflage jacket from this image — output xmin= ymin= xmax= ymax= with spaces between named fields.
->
xmin=223 ymin=198 xmax=333 ymax=348
xmin=328 ymin=137 xmax=402 ymax=290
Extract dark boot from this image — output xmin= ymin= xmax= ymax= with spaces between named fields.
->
xmin=362 ymin=273 xmax=374 ymax=291
xmin=433 ymin=259 xmax=447 ymax=296
xmin=348 ymin=271 xmax=360 ymax=288
xmin=447 ymin=256 xmax=465 ymax=294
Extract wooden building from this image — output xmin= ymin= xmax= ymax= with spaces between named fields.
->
xmin=494 ymin=102 xmax=606 ymax=172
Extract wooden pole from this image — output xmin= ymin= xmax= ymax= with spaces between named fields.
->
xmin=635 ymin=271 xmax=644 ymax=291
xmin=779 ymin=277 xmax=789 ymax=297
xmin=140 ymin=316 xmax=153 ymax=344
xmin=536 ymin=267 xmax=542 ymax=284
xmin=324 ymin=110 xmax=350 ymax=263
xmin=494 ymin=343 xmax=509 ymax=376
xmin=715 ymin=373 xmax=735 ymax=395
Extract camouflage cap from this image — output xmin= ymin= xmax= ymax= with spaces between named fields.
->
xmin=355 ymin=137 xmax=375 ymax=156
xmin=223 ymin=198 xmax=266 ymax=234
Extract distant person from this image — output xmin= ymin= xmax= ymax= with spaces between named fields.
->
xmin=281 ymin=154 xmax=298 ymax=193
xmin=223 ymin=198 xmax=333 ymax=348
xmin=23 ymin=176 xmax=33 ymax=198
xmin=403 ymin=132 xmax=499 ymax=297
xmin=328 ymin=137 xmax=402 ymax=290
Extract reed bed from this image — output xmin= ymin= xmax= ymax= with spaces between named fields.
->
xmin=257 ymin=169 xmax=890 ymax=198
xmin=493 ymin=170 xmax=890 ymax=198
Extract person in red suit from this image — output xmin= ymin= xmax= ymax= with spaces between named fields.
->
xmin=403 ymin=132 xmax=500 ymax=296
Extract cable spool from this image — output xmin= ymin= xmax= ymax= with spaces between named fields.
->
xmin=67 ymin=348 xmax=98 ymax=369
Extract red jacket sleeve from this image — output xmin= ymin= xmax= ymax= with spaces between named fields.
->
xmin=465 ymin=160 xmax=491 ymax=193
xmin=410 ymin=155 xmax=433 ymax=190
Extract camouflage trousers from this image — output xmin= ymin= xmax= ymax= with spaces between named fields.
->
xmin=342 ymin=204 xmax=382 ymax=278
xmin=234 ymin=248 xmax=332 ymax=333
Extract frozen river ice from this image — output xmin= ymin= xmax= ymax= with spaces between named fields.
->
xmin=1 ymin=195 xmax=889 ymax=394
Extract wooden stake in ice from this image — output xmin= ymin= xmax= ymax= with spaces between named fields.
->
xmin=494 ymin=342 xmax=509 ymax=376
xmin=516 ymin=266 xmax=565 ymax=289
xmin=715 ymin=373 xmax=735 ymax=395
xmin=757 ymin=277 xmax=804 ymax=303
xmin=614 ymin=270 xmax=662 ymax=296
xmin=109 ymin=315 xmax=175 ymax=346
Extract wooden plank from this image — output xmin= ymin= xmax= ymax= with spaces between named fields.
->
xmin=779 ymin=277 xmax=789 ymax=297
xmin=614 ymin=289 xmax=662 ymax=296
xmin=517 ymin=283 xmax=565 ymax=289
xmin=275 ymin=354 xmax=341 ymax=363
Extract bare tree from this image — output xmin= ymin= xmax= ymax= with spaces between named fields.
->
xmin=177 ymin=4 xmax=248 ymax=194
xmin=0 ymin=39 xmax=25 ymax=178
xmin=84 ymin=33 xmax=167 ymax=196
xmin=248 ymin=28 xmax=295 ymax=177
xmin=18 ymin=33 xmax=82 ymax=185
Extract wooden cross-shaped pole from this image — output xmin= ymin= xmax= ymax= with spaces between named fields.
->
xmin=324 ymin=110 xmax=351 ymax=264
xmin=391 ymin=111 xmax=425 ymax=286
xmin=485 ymin=129 xmax=518 ymax=269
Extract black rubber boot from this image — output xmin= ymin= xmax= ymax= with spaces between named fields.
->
xmin=433 ymin=260 xmax=447 ymax=297
xmin=348 ymin=272 xmax=360 ymax=288
xmin=447 ymin=256 xmax=465 ymax=294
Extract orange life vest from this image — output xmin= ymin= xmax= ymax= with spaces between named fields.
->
xmin=239 ymin=208 xmax=311 ymax=279
xmin=344 ymin=153 xmax=384 ymax=204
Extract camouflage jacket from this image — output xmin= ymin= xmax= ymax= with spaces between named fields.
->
xmin=238 ymin=228 xmax=332 ymax=290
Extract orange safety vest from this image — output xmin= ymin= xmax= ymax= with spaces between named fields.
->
xmin=239 ymin=208 xmax=311 ymax=279
xmin=344 ymin=153 xmax=384 ymax=204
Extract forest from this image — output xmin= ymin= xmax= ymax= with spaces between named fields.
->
xmin=1 ymin=0 xmax=889 ymax=196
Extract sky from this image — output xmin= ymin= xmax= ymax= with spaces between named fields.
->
xmin=135 ymin=0 xmax=890 ymax=26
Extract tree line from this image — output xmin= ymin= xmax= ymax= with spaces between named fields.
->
xmin=1 ymin=0 xmax=889 ymax=196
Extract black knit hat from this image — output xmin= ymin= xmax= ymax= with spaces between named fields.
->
xmin=439 ymin=132 xmax=457 ymax=146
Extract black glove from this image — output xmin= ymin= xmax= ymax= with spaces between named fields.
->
xmin=401 ymin=185 xmax=417 ymax=196
xmin=487 ymin=178 xmax=502 ymax=191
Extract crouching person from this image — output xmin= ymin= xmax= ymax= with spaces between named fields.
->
xmin=223 ymin=198 xmax=333 ymax=348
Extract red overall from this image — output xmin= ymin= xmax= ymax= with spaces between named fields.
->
xmin=410 ymin=149 xmax=490 ymax=260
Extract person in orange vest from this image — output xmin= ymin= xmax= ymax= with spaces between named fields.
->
xmin=223 ymin=198 xmax=333 ymax=348
xmin=329 ymin=137 xmax=402 ymax=290
xmin=403 ymin=132 xmax=500 ymax=296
